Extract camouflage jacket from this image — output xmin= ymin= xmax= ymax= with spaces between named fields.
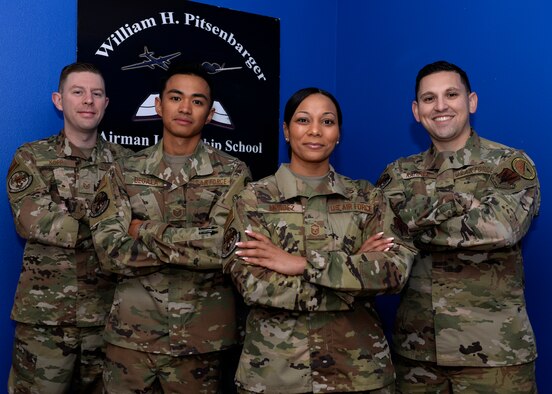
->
xmin=223 ymin=164 xmax=415 ymax=393
xmin=90 ymin=140 xmax=250 ymax=356
xmin=7 ymin=131 xmax=131 ymax=326
xmin=378 ymin=131 xmax=540 ymax=367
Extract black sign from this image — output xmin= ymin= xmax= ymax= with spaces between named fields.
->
xmin=78 ymin=0 xmax=280 ymax=180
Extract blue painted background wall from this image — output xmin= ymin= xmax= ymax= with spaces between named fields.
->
xmin=1 ymin=0 xmax=549 ymax=391
xmin=334 ymin=2 xmax=550 ymax=389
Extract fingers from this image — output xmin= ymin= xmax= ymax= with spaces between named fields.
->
xmin=360 ymin=238 xmax=391 ymax=250
xmin=245 ymin=229 xmax=270 ymax=242
xmin=235 ymin=244 xmax=273 ymax=259
xmin=366 ymin=231 xmax=385 ymax=242
xmin=235 ymin=248 xmax=265 ymax=258
xmin=237 ymin=256 xmax=273 ymax=269
xmin=235 ymin=240 xmax=261 ymax=250
xmin=235 ymin=230 xmax=275 ymax=253
xmin=358 ymin=234 xmax=395 ymax=253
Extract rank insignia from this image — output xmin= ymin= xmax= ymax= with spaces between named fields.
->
xmin=311 ymin=222 xmax=320 ymax=236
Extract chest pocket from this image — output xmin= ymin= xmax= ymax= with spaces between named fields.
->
xmin=257 ymin=203 xmax=305 ymax=254
xmin=453 ymin=165 xmax=494 ymax=198
xmin=328 ymin=201 xmax=374 ymax=254
xmin=186 ymin=177 xmax=231 ymax=226
xmin=126 ymin=175 xmax=168 ymax=222
xmin=50 ymin=160 xmax=104 ymax=200
xmin=52 ymin=164 xmax=77 ymax=200
xmin=184 ymin=187 xmax=218 ymax=226
xmin=76 ymin=167 xmax=99 ymax=197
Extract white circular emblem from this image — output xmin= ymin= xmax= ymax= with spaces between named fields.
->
xmin=8 ymin=171 xmax=32 ymax=193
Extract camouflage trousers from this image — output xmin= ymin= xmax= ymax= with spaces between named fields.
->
xmin=236 ymin=382 xmax=395 ymax=393
xmin=8 ymin=322 xmax=105 ymax=394
xmin=103 ymin=343 xmax=222 ymax=393
xmin=395 ymin=355 xmax=537 ymax=393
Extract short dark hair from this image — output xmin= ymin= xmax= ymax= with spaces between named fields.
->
xmin=283 ymin=87 xmax=343 ymax=128
xmin=159 ymin=63 xmax=214 ymax=104
xmin=58 ymin=62 xmax=104 ymax=92
xmin=415 ymin=60 xmax=471 ymax=100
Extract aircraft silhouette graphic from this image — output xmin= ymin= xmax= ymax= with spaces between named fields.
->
xmin=121 ymin=47 xmax=181 ymax=71
xmin=201 ymin=62 xmax=242 ymax=74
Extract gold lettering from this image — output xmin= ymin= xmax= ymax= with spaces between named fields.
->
xmin=268 ymin=204 xmax=301 ymax=212
xmin=193 ymin=178 xmax=231 ymax=186
xmin=133 ymin=177 xmax=163 ymax=186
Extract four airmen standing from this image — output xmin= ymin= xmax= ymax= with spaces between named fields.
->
xmin=6 ymin=60 xmax=540 ymax=393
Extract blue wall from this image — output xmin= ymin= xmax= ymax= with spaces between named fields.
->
xmin=0 ymin=0 xmax=339 ymax=390
xmin=1 ymin=0 xmax=549 ymax=391
xmin=335 ymin=2 xmax=551 ymax=390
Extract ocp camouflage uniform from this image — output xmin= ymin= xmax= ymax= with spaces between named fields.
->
xmin=223 ymin=164 xmax=416 ymax=393
xmin=377 ymin=131 xmax=540 ymax=391
xmin=89 ymin=140 xmax=250 ymax=391
xmin=6 ymin=131 xmax=131 ymax=393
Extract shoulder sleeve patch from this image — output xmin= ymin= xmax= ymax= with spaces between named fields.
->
xmin=90 ymin=191 xmax=110 ymax=218
xmin=491 ymin=155 xmax=538 ymax=191
xmin=8 ymin=171 xmax=33 ymax=194
xmin=512 ymin=157 xmax=536 ymax=180
xmin=222 ymin=227 xmax=240 ymax=259
xmin=376 ymin=172 xmax=392 ymax=189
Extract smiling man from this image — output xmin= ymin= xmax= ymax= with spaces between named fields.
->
xmin=378 ymin=61 xmax=540 ymax=393
xmin=6 ymin=62 xmax=131 ymax=393
xmin=89 ymin=63 xmax=250 ymax=393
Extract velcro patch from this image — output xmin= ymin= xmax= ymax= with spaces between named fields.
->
xmin=493 ymin=168 xmax=521 ymax=189
xmin=192 ymin=177 xmax=231 ymax=187
xmin=512 ymin=157 xmax=536 ymax=180
xmin=8 ymin=171 xmax=33 ymax=194
xmin=376 ymin=173 xmax=391 ymax=189
xmin=90 ymin=191 xmax=110 ymax=218
xmin=222 ymin=227 xmax=240 ymax=258
xmin=328 ymin=202 xmax=373 ymax=214
xmin=131 ymin=176 xmax=168 ymax=188
xmin=256 ymin=203 xmax=303 ymax=213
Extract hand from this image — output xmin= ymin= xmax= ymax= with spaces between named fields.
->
xmin=235 ymin=230 xmax=307 ymax=275
xmin=357 ymin=232 xmax=394 ymax=253
xmin=129 ymin=219 xmax=144 ymax=239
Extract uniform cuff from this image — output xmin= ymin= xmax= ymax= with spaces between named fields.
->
xmin=303 ymin=250 xmax=330 ymax=281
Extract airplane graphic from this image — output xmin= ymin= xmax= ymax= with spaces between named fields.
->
xmin=121 ymin=47 xmax=182 ymax=71
xmin=202 ymin=62 xmax=242 ymax=74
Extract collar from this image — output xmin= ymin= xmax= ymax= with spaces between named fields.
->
xmin=274 ymin=164 xmax=350 ymax=201
xmin=423 ymin=129 xmax=483 ymax=171
xmin=54 ymin=130 xmax=105 ymax=161
xmin=145 ymin=140 xmax=215 ymax=185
